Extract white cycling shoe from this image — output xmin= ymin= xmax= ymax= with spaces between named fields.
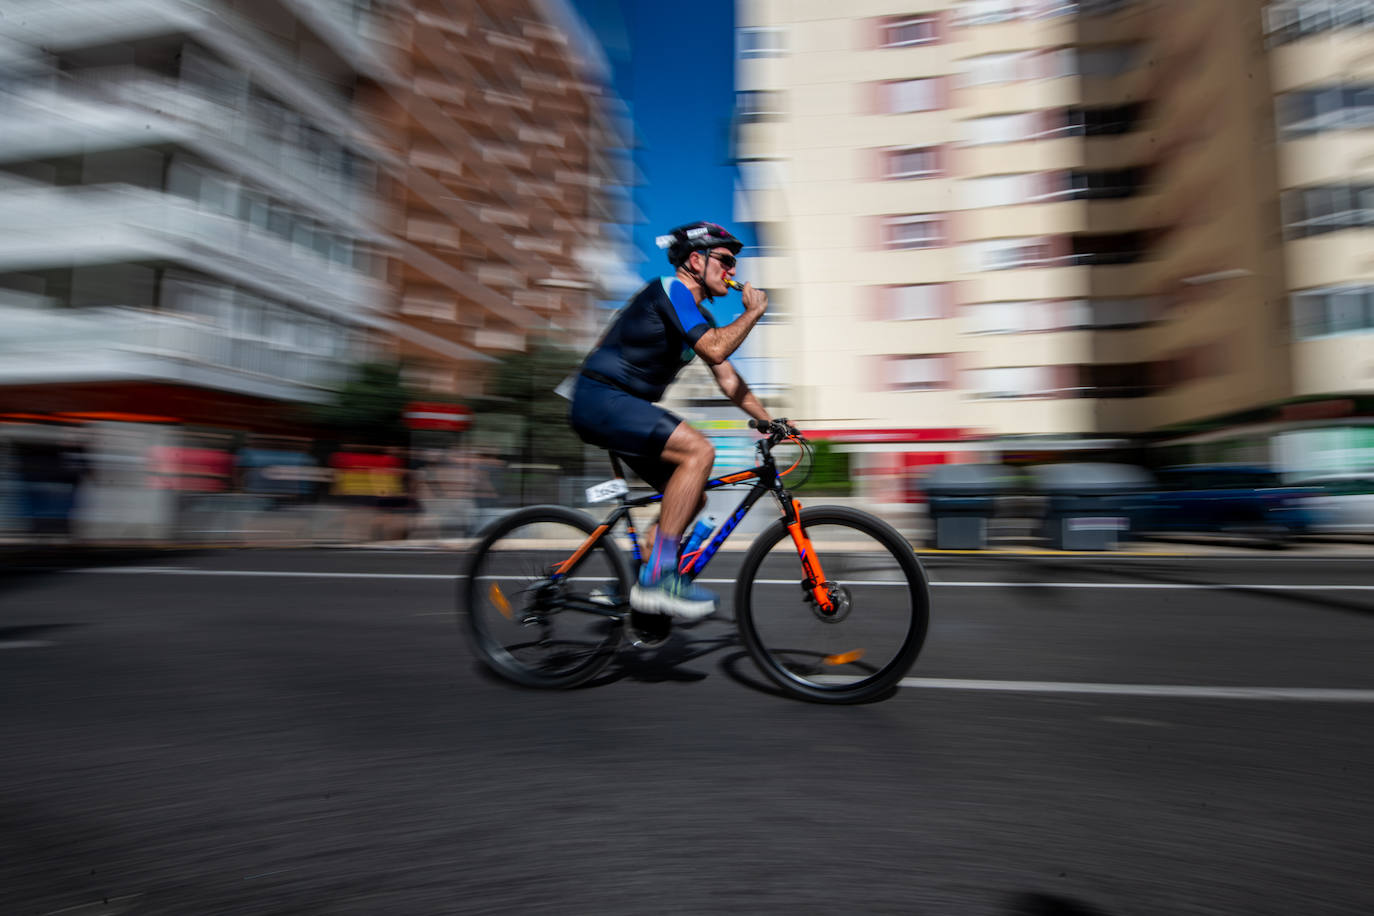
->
xmin=629 ymin=573 xmax=718 ymax=620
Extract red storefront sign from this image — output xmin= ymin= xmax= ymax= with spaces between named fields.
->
xmin=404 ymin=402 xmax=471 ymax=431
xmin=805 ymin=427 xmax=967 ymax=444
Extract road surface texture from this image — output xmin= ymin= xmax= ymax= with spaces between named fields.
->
xmin=3 ymin=548 xmax=1372 ymax=915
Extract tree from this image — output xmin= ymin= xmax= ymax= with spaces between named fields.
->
xmin=310 ymin=362 xmax=416 ymax=446
xmin=475 ymin=339 xmax=586 ymax=475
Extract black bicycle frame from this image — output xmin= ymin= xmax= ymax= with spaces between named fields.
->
xmin=550 ymin=440 xmax=801 ymax=586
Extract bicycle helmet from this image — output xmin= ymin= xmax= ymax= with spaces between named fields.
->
xmin=656 ymin=221 xmax=743 ymax=267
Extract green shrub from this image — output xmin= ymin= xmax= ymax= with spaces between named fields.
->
xmin=796 ymin=440 xmax=851 ymax=496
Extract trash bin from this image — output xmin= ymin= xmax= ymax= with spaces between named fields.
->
xmin=922 ymin=464 xmax=1008 ymax=549
xmin=1031 ymin=463 xmax=1151 ymax=550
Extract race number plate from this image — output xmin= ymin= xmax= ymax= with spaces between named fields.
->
xmin=585 ymin=478 xmax=629 ymax=504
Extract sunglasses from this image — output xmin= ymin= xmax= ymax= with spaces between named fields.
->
xmin=707 ymin=252 xmax=737 ymax=270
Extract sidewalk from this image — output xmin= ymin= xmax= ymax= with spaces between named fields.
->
xmin=336 ymin=533 xmax=1374 ymax=559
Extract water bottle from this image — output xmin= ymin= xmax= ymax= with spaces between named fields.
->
xmin=681 ymin=515 xmax=717 ymax=559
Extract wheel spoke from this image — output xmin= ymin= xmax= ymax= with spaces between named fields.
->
xmin=465 ymin=510 xmax=628 ymax=688
xmin=737 ymin=508 xmax=929 ymax=703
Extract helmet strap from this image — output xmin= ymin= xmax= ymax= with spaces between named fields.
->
xmin=685 ymin=250 xmax=715 ymax=303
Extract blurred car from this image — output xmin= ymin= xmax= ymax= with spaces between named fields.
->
xmin=1289 ymin=473 xmax=1374 ymax=537
xmin=1135 ymin=465 xmax=1314 ymax=545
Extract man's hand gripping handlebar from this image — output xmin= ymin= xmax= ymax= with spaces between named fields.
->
xmin=748 ymin=417 xmax=801 ymax=443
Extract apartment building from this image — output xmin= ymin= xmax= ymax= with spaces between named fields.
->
xmin=0 ymin=0 xmax=632 ymax=423
xmin=0 ymin=0 xmax=410 ymax=430
xmin=1263 ymin=0 xmax=1373 ymax=476
xmin=372 ymin=0 xmax=636 ymax=398
xmin=734 ymin=0 xmax=1373 ymax=484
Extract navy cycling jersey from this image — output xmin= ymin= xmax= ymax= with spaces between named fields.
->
xmin=581 ymin=276 xmax=715 ymax=402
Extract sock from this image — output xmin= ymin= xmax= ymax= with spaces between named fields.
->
xmin=640 ymin=530 xmax=681 ymax=586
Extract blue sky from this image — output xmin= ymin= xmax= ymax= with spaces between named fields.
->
xmin=566 ymin=0 xmax=746 ymax=274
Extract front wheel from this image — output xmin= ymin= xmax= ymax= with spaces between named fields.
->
xmin=462 ymin=505 xmax=630 ymax=689
xmin=735 ymin=506 xmax=930 ymax=703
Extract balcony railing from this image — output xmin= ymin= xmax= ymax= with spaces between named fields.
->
xmin=0 ymin=304 xmax=353 ymax=397
xmin=0 ymin=73 xmax=375 ymax=226
xmin=284 ymin=0 xmax=399 ymax=81
xmin=0 ymin=185 xmax=383 ymax=316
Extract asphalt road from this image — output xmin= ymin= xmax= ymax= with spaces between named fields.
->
xmin=3 ymin=549 xmax=1373 ymax=915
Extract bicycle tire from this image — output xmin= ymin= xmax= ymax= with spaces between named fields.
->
xmin=462 ymin=505 xmax=630 ymax=689
xmin=735 ymin=506 xmax=929 ymax=704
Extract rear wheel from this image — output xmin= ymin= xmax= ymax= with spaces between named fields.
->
xmin=463 ymin=506 xmax=630 ymax=689
xmin=735 ymin=507 xmax=929 ymax=704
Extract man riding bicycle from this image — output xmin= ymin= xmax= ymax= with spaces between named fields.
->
xmin=569 ymin=221 xmax=773 ymax=620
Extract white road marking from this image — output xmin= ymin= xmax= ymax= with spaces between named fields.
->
xmin=895 ymin=678 xmax=1374 ymax=702
xmin=72 ymin=567 xmax=447 ymax=579
xmin=919 ymin=581 xmax=1374 ymax=591
xmin=67 ymin=568 xmax=1374 ymax=591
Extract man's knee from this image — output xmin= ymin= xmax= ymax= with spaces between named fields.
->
xmin=662 ymin=423 xmax=714 ymax=472
xmin=694 ymin=438 xmax=715 ymax=468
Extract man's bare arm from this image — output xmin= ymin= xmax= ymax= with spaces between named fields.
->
xmin=710 ymin=360 xmax=771 ymax=425
xmin=692 ymin=283 xmax=768 ymax=365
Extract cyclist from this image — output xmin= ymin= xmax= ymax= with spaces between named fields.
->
xmin=569 ymin=221 xmax=773 ymax=619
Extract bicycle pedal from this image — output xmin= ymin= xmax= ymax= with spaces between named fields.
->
xmin=627 ymin=609 xmax=672 ymax=648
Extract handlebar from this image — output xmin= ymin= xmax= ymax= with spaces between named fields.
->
xmin=748 ymin=417 xmax=802 ymax=443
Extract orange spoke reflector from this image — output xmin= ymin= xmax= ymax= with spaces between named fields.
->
xmin=823 ymin=649 xmax=865 ymax=666
xmin=489 ymin=583 xmax=513 ymax=619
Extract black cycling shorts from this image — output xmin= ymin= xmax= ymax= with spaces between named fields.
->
xmin=569 ymin=373 xmax=681 ymax=492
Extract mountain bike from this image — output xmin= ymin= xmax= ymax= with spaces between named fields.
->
xmin=460 ymin=419 xmax=930 ymax=703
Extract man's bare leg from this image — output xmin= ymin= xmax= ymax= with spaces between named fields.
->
xmin=656 ymin=422 xmax=715 ymax=537
xmin=630 ymin=422 xmax=716 ymax=618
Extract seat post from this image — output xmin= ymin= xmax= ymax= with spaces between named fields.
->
xmin=609 ymin=453 xmax=627 ymax=480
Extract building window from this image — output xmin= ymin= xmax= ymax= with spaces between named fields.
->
xmin=883 ymin=214 xmax=945 ymax=250
xmin=738 ymin=159 xmax=785 ymax=190
xmin=962 ymin=173 xmax=1039 ymax=207
xmin=965 ymin=238 xmax=1054 ymax=271
xmin=1075 ymin=0 xmax=1137 ymax=13
xmin=886 ymin=355 xmax=947 ymax=390
xmin=1081 ymin=362 xmax=1156 ymax=397
xmin=738 ymin=27 xmax=786 ymax=58
xmin=1292 ymin=285 xmax=1374 ymax=338
xmin=737 ymin=89 xmax=784 ymax=120
xmin=965 ymin=300 xmax=1061 ymax=333
xmin=1077 ymin=44 xmax=1141 ymax=77
xmin=1266 ymin=1 xmax=1374 ymax=46
xmin=883 ymin=78 xmax=942 ymax=113
xmin=1070 ymin=232 xmax=1149 ymax=265
xmin=400 ymin=293 xmax=456 ymax=321
xmin=954 ymin=0 xmax=1019 ymax=25
xmin=884 ymin=146 xmax=941 ymax=178
xmin=963 ymin=112 xmax=1039 ymax=145
xmin=1078 ymin=297 xmax=1159 ymax=328
xmin=1282 ymin=184 xmax=1374 ymax=238
xmin=1043 ymin=104 xmax=1144 ymax=137
xmin=964 ymin=365 xmax=1060 ymax=399
xmin=885 ymin=285 xmax=947 ymax=320
xmin=1278 ymin=85 xmax=1374 ymax=138
xmin=883 ymin=15 xmax=940 ymax=47
xmin=960 ymin=51 xmax=1030 ymax=86
xmin=1041 ymin=168 xmax=1148 ymax=200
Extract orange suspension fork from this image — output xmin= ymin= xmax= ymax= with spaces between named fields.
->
xmin=783 ymin=499 xmax=834 ymax=613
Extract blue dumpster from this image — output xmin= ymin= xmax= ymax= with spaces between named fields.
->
xmin=1032 ymin=463 xmax=1151 ymax=550
xmin=923 ymin=464 xmax=1008 ymax=550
